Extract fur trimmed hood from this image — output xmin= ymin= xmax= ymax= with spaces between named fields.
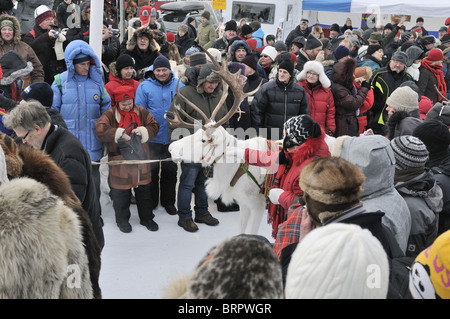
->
xmin=0 ymin=50 xmax=33 ymax=85
xmin=0 ymin=15 xmax=21 ymax=45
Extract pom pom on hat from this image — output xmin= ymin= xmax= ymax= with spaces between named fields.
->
xmin=426 ymin=48 xmax=444 ymax=62
xmin=166 ymin=32 xmax=175 ymax=43
xmin=390 ymin=135 xmax=429 ymax=170
xmin=35 ymin=5 xmax=54 ymax=25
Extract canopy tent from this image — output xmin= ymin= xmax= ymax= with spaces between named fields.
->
xmin=302 ymin=0 xmax=450 ymax=18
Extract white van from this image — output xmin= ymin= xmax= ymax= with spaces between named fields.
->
xmin=221 ymin=0 xmax=301 ymax=42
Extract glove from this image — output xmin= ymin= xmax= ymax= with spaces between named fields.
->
xmin=269 ymin=188 xmax=284 ymax=205
xmin=225 ymin=146 xmax=245 ymax=164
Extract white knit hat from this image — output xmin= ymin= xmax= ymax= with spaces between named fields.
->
xmin=261 ymin=45 xmax=278 ymax=62
xmin=296 ymin=60 xmax=331 ymax=88
xmin=285 ymin=223 xmax=390 ymax=299
xmin=386 ymin=86 xmax=419 ymax=113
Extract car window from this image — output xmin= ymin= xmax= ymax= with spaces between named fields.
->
xmin=231 ymin=1 xmax=276 ymax=24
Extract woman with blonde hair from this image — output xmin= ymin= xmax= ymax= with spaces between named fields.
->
xmin=312 ymin=25 xmax=324 ymax=39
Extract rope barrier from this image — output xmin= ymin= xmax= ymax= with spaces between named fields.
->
xmin=92 ymin=158 xmax=174 ymax=165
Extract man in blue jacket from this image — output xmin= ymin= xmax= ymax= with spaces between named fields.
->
xmin=135 ymin=55 xmax=182 ymax=215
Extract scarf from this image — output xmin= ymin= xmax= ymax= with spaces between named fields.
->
xmin=118 ymin=107 xmax=141 ymax=134
xmin=406 ymin=62 xmax=421 ymax=81
xmin=421 ymin=58 xmax=447 ymax=101
xmin=394 ymin=166 xmax=425 ymax=183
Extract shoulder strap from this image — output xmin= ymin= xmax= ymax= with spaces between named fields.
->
xmin=54 ymin=74 xmax=62 ymax=93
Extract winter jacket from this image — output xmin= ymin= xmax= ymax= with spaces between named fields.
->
xmin=43 ymin=124 xmax=105 ymax=251
xmin=332 ymin=135 xmax=412 ymax=253
xmin=285 ymin=25 xmax=310 ymax=49
xmin=356 ymin=81 xmax=374 ymax=135
xmin=252 ymin=28 xmax=265 ymax=48
xmin=385 ymin=111 xmax=423 ymax=140
xmin=331 ymin=59 xmax=371 ymax=137
xmin=245 ymin=132 xmax=330 ymax=238
xmin=358 ymin=55 xmax=383 ymax=71
xmin=175 ymin=32 xmax=194 ymax=57
xmin=417 ymin=66 xmax=441 ymax=104
xmin=167 ymin=66 xmax=229 ymax=138
xmin=51 ymin=40 xmax=112 ymax=162
xmin=95 ymin=104 xmax=159 ymax=189
xmin=395 ymin=169 xmax=443 ymax=257
xmin=368 ymin=63 xmax=412 ymax=134
xmin=298 ymin=80 xmax=336 ymax=134
xmin=22 ymin=23 xmax=67 ymax=85
xmin=254 ymin=77 xmax=309 ymax=140
xmin=135 ymin=66 xmax=183 ymax=145
xmin=105 ymin=61 xmax=140 ymax=107
xmin=195 ymin=20 xmax=216 ymax=50
xmin=12 ymin=0 xmax=54 ymax=35
xmin=0 ymin=15 xmax=45 ymax=88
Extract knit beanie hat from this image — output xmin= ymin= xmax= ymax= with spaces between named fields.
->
xmin=166 ymin=32 xmax=175 ymax=43
xmin=240 ymin=24 xmax=253 ymax=37
xmin=201 ymin=10 xmax=211 ymax=20
xmin=299 ymin=156 xmax=365 ymax=206
xmin=73 ymin=53 xmax=90 ymax=65
xmin=386 ymin=86 xmax=419 ymax=113
xmin=21 ymin=82 xmax=53 ymax=107
xmin=139 ymin=5 xmax=152 ymax=25
xmin=261 ymin=45 xmax=277 ymax=61
xmin=426 ymin=48 xmax=444 ymax=62
xmin=285 ymin=223 xmax=390 ymax=299
xmin=276 ymin=52 xmax=297 ymax=64
xmin=305 ymin=33 xmax=322 ymax=50
xmin=283 ymin=114 xmax=321 ymax=149
xmin=274 ymin=41 xmax=287 ymax=52
xmin=189 ymin=52 xmax=207 ymax=66
xmin=113 ymin=85 xmax=135 ymax=103
xmin=0 ymin=19 xmax=13 ymax=30
xmin=185 ymin=46 xmax=200 ymax=56
xmin=334 ymin=45 xmax=350 ymax=60
xmin=224 ymin=20 xmax=237 ymax=32
xmin=115 ymin=54 xmax=135 ymax=73
xmin=391 ymin=51 xmax=409 ymax=65
xmin=187 ymin=235 xmax=284 ymax=299
xmin=35 ymin=5 xmax=54 ymax=25
xmin=366 ymin=44 xmax=383 ymax=56
xmin=330 ymin=23 xmax=340 ymax=32
xmin=278 ymin=59 xmax=294 ymax=77
xmin=153 ymin=55 xmax=171 ymax=70
xmin=413 ymin=120 xmax=450 ymax=154
xmin=409 ymin=229 xmax=450 ymax=299
xmin=424 ymin=102 xmax=450 ymax=126
xmin=241 ymin=56 xmax=257 ymax=71
xmin=390 ymin=135 xmax=429 ymax=170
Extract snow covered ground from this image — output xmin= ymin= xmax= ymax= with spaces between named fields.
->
xmin=97 ymin=163 xmax=274 ymax=299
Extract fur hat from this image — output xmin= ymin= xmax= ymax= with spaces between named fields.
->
xmin=390 ymin=135 xmax=429 ymax=170
xmin=224 ymin=20 xmax=237 ymax=32
xmin=285 ymin=223 xmax=390 ymax=299
xmin=126 ymin=26 xmax=156 ymax=52
xmin=0 ymin=142 xmax=7 ymax=184
xmin=240 ymin=24 xmax=253 ymax=37
xmin=334 ymin=45 xmax=350 ymax=60
xmin=426 ymin=48 xmax=444 ymax=62
xmin=196 ymin=63 xmax=221 ymax=93
xmin=297 ymin=60 xmax=331 ymax=88
xmin=201 ymin=10 xmax=211 ymax=20
xmin=386 ymin=86 xmax=419 ymax=113
xmin=354 ymin=66 xmax=372 ymax=81
xmin=305 ymin=33 xmax=322 ymax=50
xmin=261 ymin=45 xmax=277 ymax=61
xmin=21 ymin=82 xmax=53 ymax=107
xmin=441 ymin=34 xmax=450 ymax=45
xmin=206 ymin=48 xmax=222 ymax=63
xmin=283 ymin=114 xmax=322 ymax=149
xmin=34 ymin=5 xmax=54 ymax=25
xmin=409 ymin=229 xmax=450 ymax=299
xmin=187 ymin=235 xmax=283 ymax=299
xmin=421 ymin=35 xmax=436 ymax=46
xmin=424 ymin=102 xmax=450 ymax=126
xmin=299 ymin=156 xmax=365 ymax=206
xmin=413 ymin=120 xmax=450 ymax=154
xmin=0 ymin=50 xmax=33 ymax=86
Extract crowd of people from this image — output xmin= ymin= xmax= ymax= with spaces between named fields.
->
xmin=0 ymin=0 xmax=449 ymax=299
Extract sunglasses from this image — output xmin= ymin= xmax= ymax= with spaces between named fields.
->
xmin=261 ymin=55 xmax=270 ymax=58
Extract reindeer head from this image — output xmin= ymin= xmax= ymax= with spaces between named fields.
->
xmin=167 ymin=50 xmax=262 ymax=166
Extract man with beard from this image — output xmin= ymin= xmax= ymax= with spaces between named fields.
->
xmin=367 ymin=51 xmax=412 ymax=135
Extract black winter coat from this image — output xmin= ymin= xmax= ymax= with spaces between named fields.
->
xmin=254 ymin=77 xmax=309 ymax=140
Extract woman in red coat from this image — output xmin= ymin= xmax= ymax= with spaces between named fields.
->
xmin=230 ymin=115 xmax=330 ymax=238
xmin=297 ymin=60 xmax=336 ymax=136
xmin=105 ymin=54 xmax=140 ymax=107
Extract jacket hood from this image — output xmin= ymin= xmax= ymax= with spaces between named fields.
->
xmin=0 ymin=15 xmax=21 ymax=45
xmin=126 ymin=26 xmax=159 ymax=52
xmin=332 ymin=135 xmax=396 ymax=197
xmin=64 ymin=40 xmax=103 ymax=82
xmin=230 ymin=40 xmax=251 ymax=60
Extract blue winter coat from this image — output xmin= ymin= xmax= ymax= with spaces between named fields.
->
xmin=51 ymin=40 xmax=111 ymax=162
xmin=252 ymin=28 xmax=265 ymax=48
xmin=135 ymin=66 xmax=184 ymax=145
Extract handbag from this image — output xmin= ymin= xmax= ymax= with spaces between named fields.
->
xmin=117 ymin=122 xmax=147 ymax=161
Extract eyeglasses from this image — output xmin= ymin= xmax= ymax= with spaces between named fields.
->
xmin=20 ymin=129 xmax=32 ymax=141
xmin=307 ymin=71 xmax=319 ymax=76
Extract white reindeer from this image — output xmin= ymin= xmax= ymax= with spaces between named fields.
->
xmin=167 ymin=55 xmax=272 ymax=234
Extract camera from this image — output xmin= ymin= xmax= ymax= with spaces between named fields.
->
xmin=111 ymin=29 xmax=119 ymax=36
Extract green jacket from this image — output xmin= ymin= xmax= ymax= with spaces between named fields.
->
xmin=195 ymin=20 xmax=216 ymax=50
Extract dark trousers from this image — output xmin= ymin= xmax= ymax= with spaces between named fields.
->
xmin=91 ymin=163 xmax=101 ymax=215
xmin=110 ymin=183 xmax=154 ymax=224
xmin=148 ymin=142 xmax=178 ymax=209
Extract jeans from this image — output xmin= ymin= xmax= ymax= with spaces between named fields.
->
xmin=148 ymin=142 xmax=177 ymax=208
xmin=177 ymin=162 xmax=209 ymax=220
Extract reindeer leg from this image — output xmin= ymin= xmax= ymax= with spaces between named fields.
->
xmin=238 ymin=206 xmax=250 ymax=234
xmin=248 ymin=199 xmax=266 ymax=235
